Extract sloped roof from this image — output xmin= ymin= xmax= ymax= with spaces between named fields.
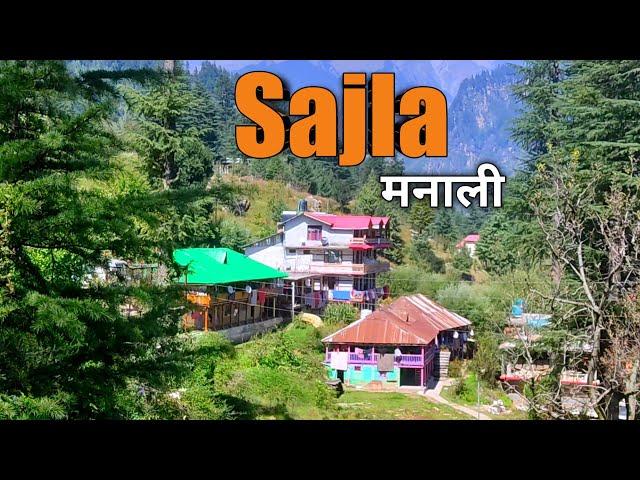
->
xmin=456 ymin=234 xmax=480 ymax=248
xmin=322 ymin=294 xmax=471 ymax=345
xmin=304 ymin=212 xmax=389 ymax=230
xmin=174 ymin=248 xmax=287 ymax=285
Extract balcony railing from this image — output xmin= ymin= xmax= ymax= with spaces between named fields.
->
xmin=350 ymin=236 xmax=391 ymax=247
xmin=290 ymin=262 xmax=390 ymax=275
xmin=324 ymin=352 xmax=424 ymax=367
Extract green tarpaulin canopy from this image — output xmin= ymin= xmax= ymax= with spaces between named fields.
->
xmin=173 ymin=248 xmax=287 ymax=285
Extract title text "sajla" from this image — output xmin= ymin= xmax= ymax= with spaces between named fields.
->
xmin=234 ymin=72 xmax=447 ymax=167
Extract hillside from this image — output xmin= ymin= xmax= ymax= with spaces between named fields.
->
xmin=219 ymin=174 xmax=340 ymax=240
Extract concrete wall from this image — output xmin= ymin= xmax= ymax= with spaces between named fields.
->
xmin=245 ymin=243 xmax=285 ymax=271
xmin=217 ymin=317 xmax=286 ymax=344
xmin=283 ymin=215 xmax=354 ymax=247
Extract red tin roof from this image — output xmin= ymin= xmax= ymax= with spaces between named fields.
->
xmin=322 ymin=294 xmax=471 ymax=345
xmin=304 ymin=212 xmax=389 ymax=230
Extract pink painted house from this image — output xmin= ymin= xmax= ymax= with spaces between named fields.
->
xmin=322 ymin=295 xmax=472 ymax=388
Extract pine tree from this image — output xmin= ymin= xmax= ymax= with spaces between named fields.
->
xmin=0 ymin=61 xmax=188 ymax=419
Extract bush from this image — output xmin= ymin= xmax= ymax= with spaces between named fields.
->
xmin=409 ymin=232 xmax=445 ymax=273
xmin=469 ymin=333 xmax=501 ymax=385
xmin=448 ymin=359 xmax=464 ymax=378
xmin=378 ymin=265 xmax=455 ymax=297
xmin=322 ymin=303 xmax=359 ymax=325
xmin=452 ymin=249 xmax=473 ymax=272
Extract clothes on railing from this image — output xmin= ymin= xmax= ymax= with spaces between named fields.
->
xmin=350 ymin=290 xmax=364 ymax=302
xmin=377 ymin=353 xmax=395 ymax=372
xmin=330 ymin=351 xmax=349 ymax=371
xmin=257 ymin=288 xmax=267 ymax=305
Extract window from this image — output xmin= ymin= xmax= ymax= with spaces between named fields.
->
xmin=303 ymin=249 xmax=311 ymax=255
xmin=326 ymin=277 xmax=336 ymax=289
xmin=287 ymin=249 xmax=296 ymax=255
xmin=324 ymin=250 xmax=342 ymax=264
xmin=307 ymin=225 xmax=322 ymax=241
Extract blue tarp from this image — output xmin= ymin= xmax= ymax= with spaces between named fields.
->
xmin=332 ymin=290 xmax=351 ymax=301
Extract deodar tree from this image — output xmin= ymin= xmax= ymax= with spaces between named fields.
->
xmin=0 ymin=60 xmax=190 ymax=419
xmin=513 ymin=60 xmax=640 ymax=419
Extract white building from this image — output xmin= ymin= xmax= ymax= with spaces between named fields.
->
xmin=244 ymin=212 xmax=392 ymax=311
xmin=455 ymin=233 xmax=480 ymax=257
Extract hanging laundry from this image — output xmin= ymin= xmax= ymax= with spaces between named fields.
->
xmin=250 ymin=289 xmax=258 ymax=305
xmin=330 ymin=351 xmax=349 ymax=371
xmin=257 ymin=289 xmax=267 ymax=305
xmin=350 ymin=290 xmax=364 ymax=302
xmin=377 ymin=353 xmax=395 ymax=372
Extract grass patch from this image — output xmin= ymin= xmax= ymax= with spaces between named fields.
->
xmin=331 ymin=391 xmax=470 ymax=420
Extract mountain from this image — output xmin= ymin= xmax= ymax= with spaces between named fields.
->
xmin=404 ymin=64 xmax=523 ymax=175
xmin=205 ymin=60 xmax=514 ymax=99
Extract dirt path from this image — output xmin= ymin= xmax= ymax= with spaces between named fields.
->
xmin=418 ymin=378 xmax=492 ymax=420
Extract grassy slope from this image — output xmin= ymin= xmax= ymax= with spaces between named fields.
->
xmin=220 ymin=174 xmax=340 ymax=239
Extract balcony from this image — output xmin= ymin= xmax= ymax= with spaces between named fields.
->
xmin=324 ymin=351 xmax=424 ymax=367
xmin=350 ymin=236 xmax=392 ymax=249
xmin=304 ymin=261 xmax=389 ymax=275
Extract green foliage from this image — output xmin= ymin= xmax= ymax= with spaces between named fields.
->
xmin=469 ymin=333 xmax=501 ymax=384
xmin=217 ymin=218 xmax=252 ymax=252
xmin=322 ymin=303 xmax=359 ymax=325
xmin=452 ymin=248 xmax=473 ymax=272
xmin=476 ymin=212 xmax=518 ymax=274
xmin=429 ymin=208 xmax=463 ymax=248
xmin=408 ymin=200 xmax=435 ymax=235
xmin=409 ymin=232 xmax=445 ymax=273
xmin=448 ymin=359 xmax=464 ymax=378
xmin=121 ymin=64 xmax=213 ymax=190
xmin=378 ymin=266 xmax=456 ymax=298
xmin=0 ymin=60 xmax=200 ymax=418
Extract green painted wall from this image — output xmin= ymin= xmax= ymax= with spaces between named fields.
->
xmin=326 ymin=364 xmax=400 ymax=385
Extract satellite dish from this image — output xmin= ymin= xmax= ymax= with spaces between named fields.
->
xmin=245 ymin=285 xmax=252 ymax=294
xmin=227 ymin=286 xmax=234 ymax=294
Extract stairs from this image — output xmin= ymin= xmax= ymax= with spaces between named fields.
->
xmin=434 ymin=350 xmax=451 ymax=379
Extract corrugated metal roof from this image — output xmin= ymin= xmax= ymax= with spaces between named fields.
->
xmin=174 ymin=248 xmax=287 ymax=285
xmin=322 ymin=294 xmax=471 ymax=345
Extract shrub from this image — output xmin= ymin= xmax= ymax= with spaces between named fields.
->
xmin=469 ymin=333 xmax=501 ymax=385
xmin=452 ymin=249 xmax=473 ymax=272
xmin=448 ymin=359 xmax=464 ymax=378
xmin=322 ymin=303 xmax=358 ymax=325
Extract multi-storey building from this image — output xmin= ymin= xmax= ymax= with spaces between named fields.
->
xmin=244 ymin=211 xmax=392 ymax=310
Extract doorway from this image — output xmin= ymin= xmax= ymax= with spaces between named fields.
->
xmin=400 ymin=368 xmax=421 ymax=387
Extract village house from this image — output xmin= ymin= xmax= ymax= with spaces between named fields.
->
xmin=456 ymin=233 xmax=480 ymax=257
xmin=174 ymin=248 xmax=289 ymax=333
xmin=322 ymin=295 xmax=472 ymax=389
xmin=244 ymin=208 xmax=392 ymax=312
xmin=498 ymin=299 xmax=598 ymax=417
